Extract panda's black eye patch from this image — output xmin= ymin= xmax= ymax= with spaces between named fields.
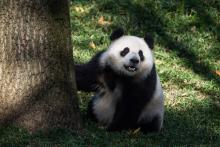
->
xmin=120 ymin=47 xmax=130 ymax=57
xmin=139 ymin=50 xmax=145 ymax=61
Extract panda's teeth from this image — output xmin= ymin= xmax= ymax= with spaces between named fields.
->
xmin=128 ymin=66 xmax=136 ymax=72
xmin=124 ymin=65 xmax=137 ymax=72
xmin=129 ymin=67 xmax=135 ymax=71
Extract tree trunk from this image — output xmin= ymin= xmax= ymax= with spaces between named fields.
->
xmin=0 ymin=0 xmax=81 ymax=132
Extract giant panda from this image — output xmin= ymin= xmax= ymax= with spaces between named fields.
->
xmin=75 ymin=28 xmax=164 ymax=133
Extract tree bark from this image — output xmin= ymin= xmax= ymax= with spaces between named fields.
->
xmin=0 ymin=0 xmax=81 ymax=132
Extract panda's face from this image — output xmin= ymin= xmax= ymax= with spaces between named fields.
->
xmin=100 ymin=36 xmax=154 ymax=77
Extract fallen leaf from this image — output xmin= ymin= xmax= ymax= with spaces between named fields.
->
xmin=191 ymin=26 xmax=196 ymax=32
xmin=74 ymin=6 xmax=85 ymax=13
xmin=89 ymin=41 xmax=96 ymax=49
xmin=98 ymin=16 xmax=111 ymax=26
xmin=215 ymin=70 xmax=220 ymax=76
xmin=133 ymin=128 xmax=141 ymax=134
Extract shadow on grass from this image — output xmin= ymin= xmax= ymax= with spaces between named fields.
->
xmin=80 ymin=102 xmax=220 ymax=146
xmin=184 ymin=0 xmax=220 ymax=41
xmin=1 ymin=103 xmax=219 ymax=146
xmin=162 ymin=105 xmax=220 ymax=146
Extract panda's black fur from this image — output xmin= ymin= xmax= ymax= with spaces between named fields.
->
xmin=75 ymin=28 xmax=164 ymax=133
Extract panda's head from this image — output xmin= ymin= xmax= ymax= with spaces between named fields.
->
xmin=100 ymin=28 xmax=154 ymax=78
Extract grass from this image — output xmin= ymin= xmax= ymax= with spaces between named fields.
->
xmin=1 ymin=0 xmax=220 ymax=146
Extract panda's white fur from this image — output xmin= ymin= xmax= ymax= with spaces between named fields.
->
xmin=92 ymin=74 xmax=164 ymax=131
xmin=76 ymin=28 xmax=164 ymax=133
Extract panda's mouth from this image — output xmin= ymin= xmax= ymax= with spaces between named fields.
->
xmin=124 ymin=65 xmax=138 ymax=72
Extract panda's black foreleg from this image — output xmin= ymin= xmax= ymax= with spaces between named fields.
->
xmin=106 ymin=103 xmax=128 ymax=131
xmin=102 ymin=66 xmax=117 ymax=92
xmin=107 ymin=104 xmax=139 ymax=131
xmin=107 ymin=119 xmax=131 ymax=131
xmin=75 ymin=51 xmax=105 ymax=92
xmin=75 ymin=64 xmax=99 ymax=92
xmin=139 ymin=115 xmax=162 ymax=134
xmin=107 ymin=117 xmax=139 ymax=132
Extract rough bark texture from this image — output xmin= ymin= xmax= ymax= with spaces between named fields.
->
xmin=0 ymin=0 xmax=81 ymax=132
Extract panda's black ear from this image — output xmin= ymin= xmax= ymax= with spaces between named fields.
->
xmin=110 ymin=28 xmax=124 ymax=41
xmin=144 ymin=34 xmax=154 ymax=50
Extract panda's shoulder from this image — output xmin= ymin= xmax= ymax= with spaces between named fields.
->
xmin=90 ymin=50 xmax=106 ymax=65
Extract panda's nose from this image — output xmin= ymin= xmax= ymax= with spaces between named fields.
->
xmin=130 ymin=58 xmax=139 ymax=64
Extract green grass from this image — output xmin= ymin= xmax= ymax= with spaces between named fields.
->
xmin=1 ymin=0 xmax=220 ymax=146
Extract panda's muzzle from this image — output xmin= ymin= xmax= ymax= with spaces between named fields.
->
xmin=124 ymin=57 xmax=139 ymax=72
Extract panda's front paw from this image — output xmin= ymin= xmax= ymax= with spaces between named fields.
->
xmin=139 ymin=116 xmax=162 ymax=134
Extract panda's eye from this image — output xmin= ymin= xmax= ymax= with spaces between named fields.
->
xmin=120 ymin=47 xmax=130 ymax=57
xmin=139 ymin=50 xmax=145 ymax=61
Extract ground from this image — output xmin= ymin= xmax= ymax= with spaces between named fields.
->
xmin=0 ymin=0 xmax=220 ymax=146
